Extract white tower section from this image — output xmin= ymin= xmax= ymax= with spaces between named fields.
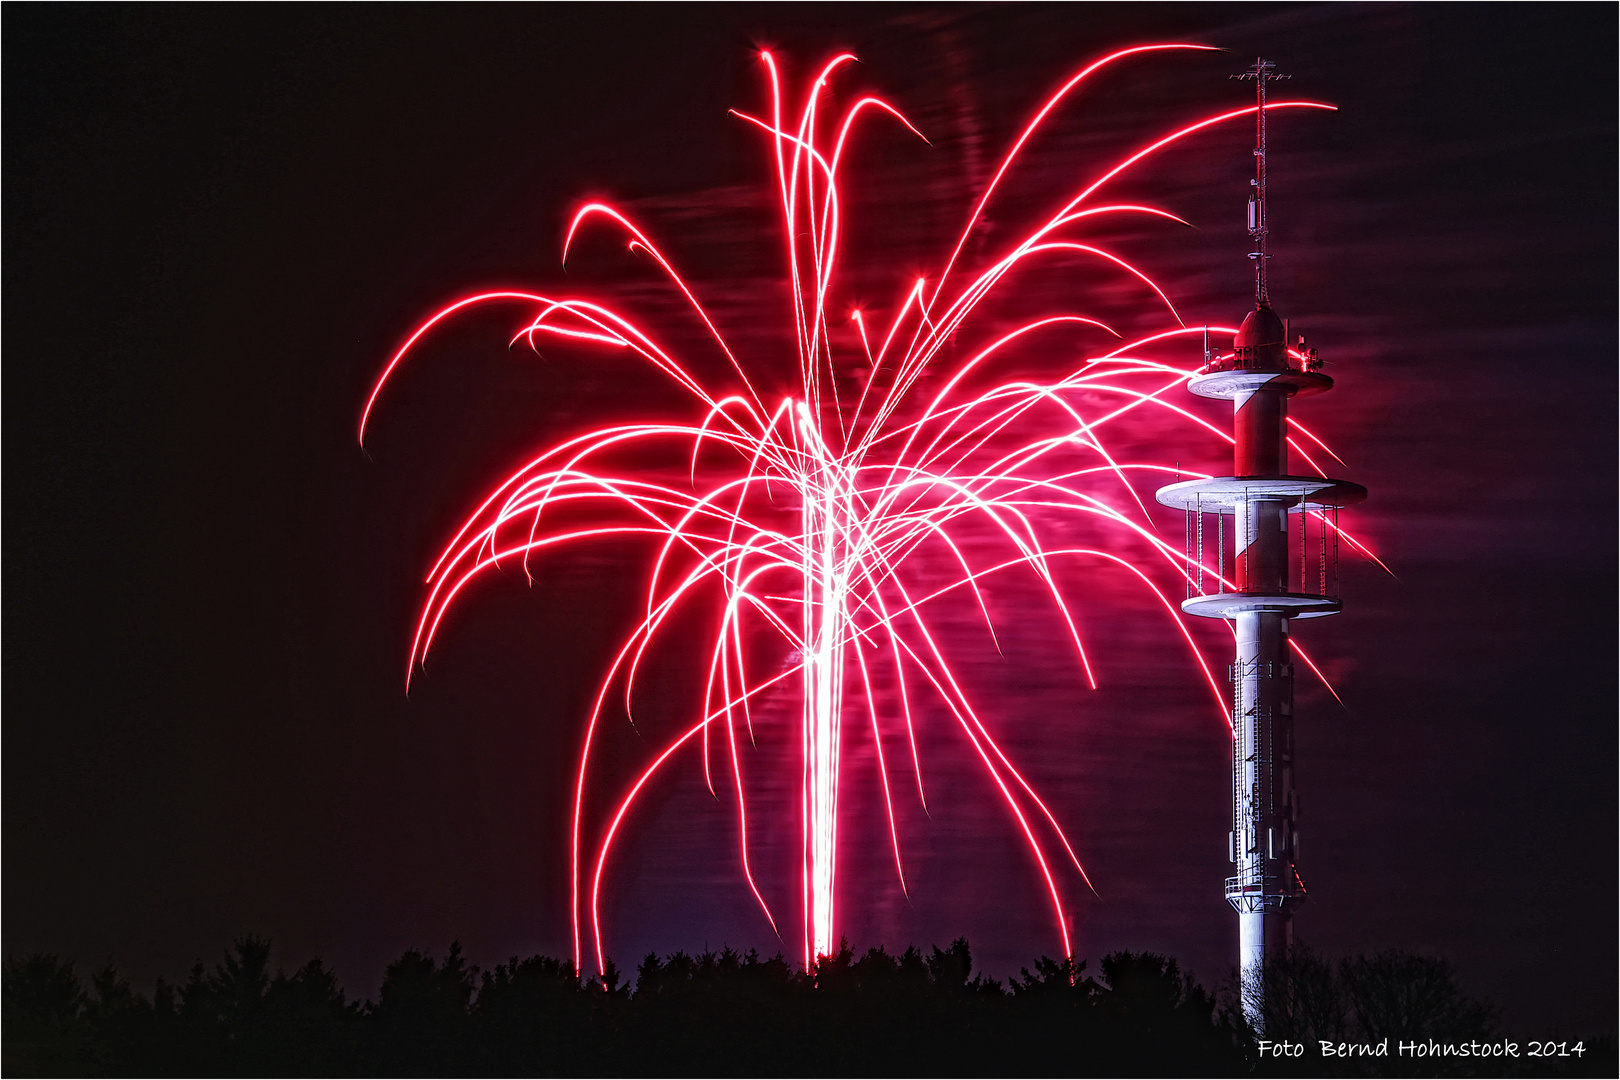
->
xmin=1154 ymin=59 xmax=1366 ymax=1028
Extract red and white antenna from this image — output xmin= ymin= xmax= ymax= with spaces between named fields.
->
xmin=1234 ymin=58 xmax=1290 ymax=306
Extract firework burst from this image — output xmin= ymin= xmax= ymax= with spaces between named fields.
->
xmin=361 ymin=44 xmax=1357 ymax=975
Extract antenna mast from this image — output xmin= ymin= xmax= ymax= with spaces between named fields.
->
xmin=1234 ymin=58 xmax=1289 ymax=306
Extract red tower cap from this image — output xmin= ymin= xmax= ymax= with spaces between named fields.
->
xmin=1233 ymin=304 xmax=1287 ymax=367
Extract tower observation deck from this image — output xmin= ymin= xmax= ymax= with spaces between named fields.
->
xmin=1154 ymin=59 xmax=1365 ymax=1026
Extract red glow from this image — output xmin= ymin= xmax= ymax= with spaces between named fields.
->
xmin=362 ymin=46 xmax=1373 ymax=975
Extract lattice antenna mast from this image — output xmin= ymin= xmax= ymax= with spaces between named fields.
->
xmin=1234 ymin=58 xmax=1289 ymax=306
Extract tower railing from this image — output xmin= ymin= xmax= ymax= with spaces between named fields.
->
xmin=1224 ymin=868 xmax=1305 ymax=912
xmin=1181 ymin=501 xmax=1341 ymax=601
xmin=1201 ymin=341 xmax=1323 ymax=375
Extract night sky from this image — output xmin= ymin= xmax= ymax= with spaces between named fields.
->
xmin=7 ymin=4 xmax=1615 ymax=1037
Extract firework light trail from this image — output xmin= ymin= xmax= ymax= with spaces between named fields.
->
xmin=361 ymin=44 xmax=1368 ymax=975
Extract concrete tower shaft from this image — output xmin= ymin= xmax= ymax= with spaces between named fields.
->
xmin=1232 ymin=608 xmax=1297 ymax=978
xmin=1155 ymin=342 xmax=1363 ymax=1028
xmin=1236 ymin=389 xmax=1288 ymax=478
xmin=1233 ymin=389 xmax=1291 ymax=597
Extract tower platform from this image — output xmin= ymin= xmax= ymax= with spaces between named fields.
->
xmin=1187 ymin=367 xmax=1333 ymax=400
xmin=1155 ymin=475 xmax=1366 ymax=513
xmin=1181 ymin=591 xmax=1341 ymax=620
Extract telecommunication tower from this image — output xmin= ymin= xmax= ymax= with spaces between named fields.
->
xmin=1154 ymin=59 xmax=1365 ymax=1024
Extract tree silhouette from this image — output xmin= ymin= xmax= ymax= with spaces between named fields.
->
xmin=1246 ymin=944 xmax=1349 ymax=1047
xmin=1341 ymin=951 xmax=1495 ymax=1046
xmin=3 ymin=954 xmax=86 ymax=1074
xmin=1088 ymin=952 xmax=1238 ymax=1075
xmin=367 ymin=942 xmax=476 ymax=1075
xmin=5 ymin=937 xmax=1609 ymax=1076
xmin=1243 ymin=947 xmax=1518 ymax=1078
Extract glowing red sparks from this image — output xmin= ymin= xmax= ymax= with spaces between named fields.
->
xmin=361 ymin=45 xmax=1359 ymax=975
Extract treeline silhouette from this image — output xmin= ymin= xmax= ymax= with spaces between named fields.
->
xmin=4 ymin=937 xmax=1610 ymax=1077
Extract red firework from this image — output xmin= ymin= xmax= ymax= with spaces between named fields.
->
xmin=360 ymin=44 xmax=1368 ymax=976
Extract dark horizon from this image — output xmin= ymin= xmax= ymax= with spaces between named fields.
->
xmin=6 ymin=3 xmax=1615 ymax=1039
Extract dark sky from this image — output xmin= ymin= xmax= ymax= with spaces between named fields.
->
xmin=7 ymin=3 xmax=1615 ymax=1036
